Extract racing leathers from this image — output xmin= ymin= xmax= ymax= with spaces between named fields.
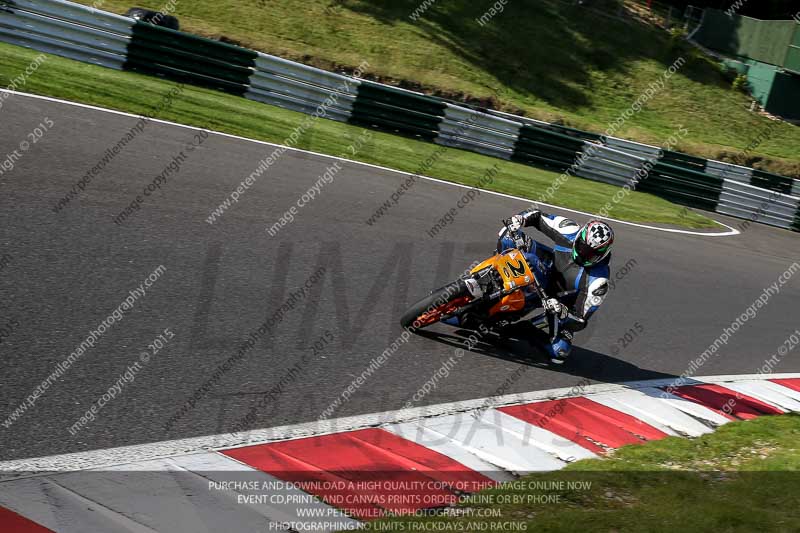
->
xmin=497 ymin=210 xmax=611 ymax=363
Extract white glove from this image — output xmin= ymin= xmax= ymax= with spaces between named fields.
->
xmin=544 ymin=298 xmax=569 ymax=319
xmin=508 ymin=215 xmax=525 ymax=232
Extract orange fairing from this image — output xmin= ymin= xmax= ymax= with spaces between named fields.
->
xmin=470 ymin=249 xmax=535 ymax=316
xmin=490 ymin=290 xmax=526 ymax=315
xmin=471 ymin=249 xmax=534 ymax=292
xmin=496 ymin=250 xmax=534 ymax=291
xmin=470 ymin=256 xmax=498 ymax=274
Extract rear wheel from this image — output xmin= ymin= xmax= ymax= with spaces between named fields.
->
xmin=400 ymin=281 xmax=471 ymax=330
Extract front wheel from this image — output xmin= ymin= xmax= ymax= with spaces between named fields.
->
xmin=400 ymin=281 xmax=471 ymax=330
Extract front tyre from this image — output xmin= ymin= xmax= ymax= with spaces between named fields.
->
xmin=400 ymin=281 xmax=471 ymax=331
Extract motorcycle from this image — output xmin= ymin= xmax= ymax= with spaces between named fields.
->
xmin=400 ymin=219 xmax=561 ymax=345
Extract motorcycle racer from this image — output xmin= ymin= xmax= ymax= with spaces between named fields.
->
xmin=498 ymin=209 xmax=614 ymax=364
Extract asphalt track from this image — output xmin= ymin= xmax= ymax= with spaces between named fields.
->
xmin=0 ymin=91 xmax=798 ymax=461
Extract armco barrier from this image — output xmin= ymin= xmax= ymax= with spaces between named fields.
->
xmin=0 ymin=0 xmax=133 ymax=69
xmin=705 ymin=160 xmax=753 ymax=183
xmin=660 ymin=149 xmax=708 ymax=173
xmin=706 ymin=161 xmax=800 ymax=198
xmin=124 ymin=22 xmax=256 ymax=96
xmin=245 ymin=52 xmax=359 ymax=122
xmin=604 ymin=136 xmax=662 ymax=162
xmin=487 ymin=108 xmax=601 ymax=142
xmin=1 ymin=0 xmax=799 ymax=232
xmin=575 ymin=144 xmax=650 ymax=189
xmin=3 ymin=0 xmax=132 ymax=34
xmin=348 ymin=81 xmax=446 ymax=141
xmin=750 ymin=168 xmax=796 ymax=196
xmin=640 ymin=161 xmax=724 ymax=212
xmin=718 ymin=179 xmax=800 ymax=231
xmin=434 ymin=104 xmax=521 ymax=160
xmin=512 ymin=125 xmax=585 ymax=171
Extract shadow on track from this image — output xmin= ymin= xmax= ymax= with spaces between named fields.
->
xmin=415 ymin=323 xmax=677 ymax=385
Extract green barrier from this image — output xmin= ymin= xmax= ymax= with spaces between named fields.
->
xmin=349 ymin=98 xmax=443 ymax=129
xmin=349 ymin=82 xmax=445 ymax=140
xmin=660 ymin=149 xmax=706 ymax=172
xmin=651 ymin=161 xmax=723 ymax=186
xmin=510 ymin=153 xmax=571 ymax=172
xmin=639 ymin=180 xmax=720 ymax=211
xmin=647 ymin=189 xmax=718 ymax=211
xmin=652 ymin=162 xmax=711 ymax=183
xmin=515 ymin=125 xmax=585 ymax=151
xmin=517 ymin=135 xmax=584 ymax=154
xmin=124 ymin=58 xmax=250 ymax=94
xmin=519 ymin=129 xmax=584 ymax=151
xmin=511 ymin=125 xmax=584 ymax=171
xmin=354 ymin=82 xmax=447 ymax=116
xmin=130 ymin=22 xmax=257 ymax=66
xmin=546 ymin=124 xmax=600 ymax=142
xmin=639 ymin=162 xmax=723 ymax=211
xmin=127 ymin=40 xmax=253 ymax=85
xmin=511 ymin=151 xmax=573 ymax=171
xmin=751 ymin=169 xmax=795 ymax=195
xmin=512 ymin=139 xmax=580 ymax=165
xmin=124 ymin=21 xmax=255 ymax=96
xmin=644 ymin=171 xmax=721 ymax=196
xmin=347 ymin=111 xmax=441 ymax=140
xmin=348 ymin=101 xmax=442 ymax=140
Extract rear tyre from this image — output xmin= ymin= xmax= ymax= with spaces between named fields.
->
xmin=400 ymin=281 xmax=469 ymax=331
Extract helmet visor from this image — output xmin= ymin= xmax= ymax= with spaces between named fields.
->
xmin=573 ymin=237 xmax=608 ymax=266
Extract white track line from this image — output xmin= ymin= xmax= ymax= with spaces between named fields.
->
xmin=1 ymin=373 xmax=796 ymax=476
xmin=2 ymin=89 xmax=739 ymax=237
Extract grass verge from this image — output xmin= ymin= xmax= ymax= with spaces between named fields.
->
xmin=0 ymin=41 xmax=717 ymax=228
xmin=357 ymin=414 xmax=800 ymax=532
xmin=74 ymin=0 xmax=800 ymax=175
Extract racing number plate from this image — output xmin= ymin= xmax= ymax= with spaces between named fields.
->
xmin=496 ymin=250 xmax=534 ymax=291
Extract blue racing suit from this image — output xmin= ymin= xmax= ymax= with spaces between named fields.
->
xmin=497 ymin=211 xmax=611 ymax=361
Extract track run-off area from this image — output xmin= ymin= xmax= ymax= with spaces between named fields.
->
xmin=0 ymin=90 xmax=798 ymax=461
